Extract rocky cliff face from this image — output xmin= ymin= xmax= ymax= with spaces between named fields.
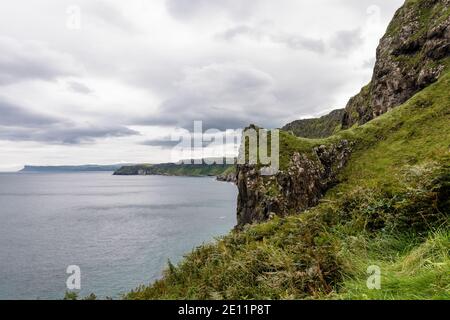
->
xmin=236 ymin=140 xmax=352 ymax=226
xmin=235 ymin=0 xmax=449 ymax=227
xmin=216 ymin=171 xmax=237 ymax=183
xmin=342 ymin=0 xmax=449 ymax=127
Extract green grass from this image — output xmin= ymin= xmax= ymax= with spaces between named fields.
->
xmin=335 ymin=230 xmax=450 ymax=300
xmin=114 ymin=162 xmax=233 ymax=177
xmin=217 ymin=165 xmax=236 ymax=177
xmin=282 ymin=109 xmax=344 ymax=139
xmin=386 ymin=0 xmax=450 ymax=39
xmin=124 ymin=69 xmax=450 ymax=300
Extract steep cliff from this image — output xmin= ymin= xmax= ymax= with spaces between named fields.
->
xmin=126 ymin=0 xmax=450 ymax=300
xmin=236 ymin=139 xmax=352 ymax=225
xmin=235 ymin=0 xmax=449 ymax=226
xmin=216 ymin=166 xmax=237 ymax=182
xmin=127 ymin=70 xmax=450 ymax=300
xmin=342 ymin=0 xmax=450 ymax=127
xmin=286 ymin=0 xmax=449 ymax=134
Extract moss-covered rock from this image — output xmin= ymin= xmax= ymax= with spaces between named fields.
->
xmin=236 ymin=140 xmax=352 ymax=226
xmin=342 ymin=0 xmax=449 ymax=128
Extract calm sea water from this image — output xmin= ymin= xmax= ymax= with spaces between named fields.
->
xmin=0 ymin=172 xmax=237 ymax=300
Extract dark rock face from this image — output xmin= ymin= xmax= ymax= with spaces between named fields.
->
xmin=342 ymin=0 xmax=450 ymax=128
xmin=216 ymin=171 xmax=237 ymax=183
xmin=285 ymin=0 xmax=449 ymax=134
xmin=235 ymin=0 xmax=449 ymax=227
xmin=236 ymin=140 xmax=352 ymax=226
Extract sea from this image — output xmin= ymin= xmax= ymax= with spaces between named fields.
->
xmin=0 ymin=172 xmax=237 ymax=299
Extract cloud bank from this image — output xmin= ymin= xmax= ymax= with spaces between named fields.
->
xmin=0 ymin=0 xmax=404 ymax=170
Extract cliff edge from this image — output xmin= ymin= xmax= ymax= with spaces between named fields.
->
xmin=236 ymin=0 xmax=449 ymax=227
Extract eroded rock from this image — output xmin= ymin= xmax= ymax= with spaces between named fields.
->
xmin=342 ymin=0 xmax=449 ymax=128
xmin=236 ymin=140 xmax=352 ymax=226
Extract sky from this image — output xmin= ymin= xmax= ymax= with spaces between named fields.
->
xmin=0 ymin=0 xmax=404 ymax=171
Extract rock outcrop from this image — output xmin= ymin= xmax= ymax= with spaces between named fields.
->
xmin=235 ymin=0 xmax=449 ymax=226
xmin=216 ymin=171 xmax=237 ymax=183
xmin=281 ymin=1 xmax=449 ymax=135
xmin=236 ymin=140 xmax=352 ymax=226
xmin=342 ymin=0 xmax=450 ymax=127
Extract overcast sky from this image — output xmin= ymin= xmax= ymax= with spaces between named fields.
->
xmin=0 ymin=0 xmax=404 ymax=171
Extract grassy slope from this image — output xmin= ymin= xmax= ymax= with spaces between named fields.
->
xmin=126 ymin=70 xmax=450 ymax=300
xmin=114 ymin=163 xmax=233 ymax=177
xmin=282 ymin=109 xmax=344 ymax=139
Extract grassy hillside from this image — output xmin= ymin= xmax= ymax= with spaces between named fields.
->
xmin=282 ymin=109 xmax=344 ymax=139
xmin=342 ymin=0 xmax=450 ymax=128
xmin=114 ymin=162 xmax=233 ymax=177
xmin=125 ymin=69 xmax=450 ymax=300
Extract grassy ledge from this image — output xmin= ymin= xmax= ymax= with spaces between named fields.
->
xmin=125 ymin=70 xmax=450 ymax=300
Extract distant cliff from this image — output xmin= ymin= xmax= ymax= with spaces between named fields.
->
xmin=20 ymin=164 xmax=125 ymax=173
xmin=114 ymin=159 xmax=234 ymax=177
xmin=282 ymin=109 xmax=344 ymax=138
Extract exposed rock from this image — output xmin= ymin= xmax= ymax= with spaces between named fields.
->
xmin=216 ymin=171 xmax=237 ymax=183
xmin=342 ymin=0 xmax=450 ymax=128
xmin=235 ymin=0 xmax=449 ymax=227
xmin=236 ymin=140 xmax=352 ymax=226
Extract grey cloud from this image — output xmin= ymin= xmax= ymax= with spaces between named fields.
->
xmin=135 ymin=63 xmax=289 ymax=130
xmin=140 ymin=137 xmax=181 ymax=149
xmin=165 ymin=0 xmax=262 ymax=21
xmin=330 ymin=29 xmax=363 ymax=54
xmin=67 ymin=81 xmax=93 ymax=95
xmin=0 ymin=124 xmax=139 ymax=145
xmin=336 ymin=0 xmax=404 ymax=17
xmin=41 ymin=125 xmax=139 ymax=144
xmin=0 ymin=37 xmax=78 ymax=85
xmin=216 ymin=25 xmax=325 ymax=54
xmin=89 ymin=1 xmax=138 ymax=33
xmin=140 ymin=137 xmax=213 ymax=149
xmin=0 ymin=97 xmax=138 ymax=144
xmin=216 ymin=25 xmax=261 ymax=41
xmin=0 ymin=98 xmax=58 ymax=126
xmin=362 ymin=58 xmax=376 ymax=69
xmin=274 ymin=34 xmax=325 ymax=53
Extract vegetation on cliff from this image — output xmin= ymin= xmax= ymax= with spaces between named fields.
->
xmin=114 ymin=160 xmax=233 ymax=177
xmin=126 ymin=69 xmax=450 ymax=300
xmin=125 ymin=0 xmax=449 ymax=300
xmin=282 ymin=109 xmax=344 ymax=139
xmin=284 ymin=0 xmax=449 ymax=135
xmin=342 ymin=0 xmax=449 ymax=128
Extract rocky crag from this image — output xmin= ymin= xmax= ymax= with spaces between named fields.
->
xmin=285 ymin=0 xmax=449 ymax=137
xmin=236 ymin=0 xmax=449 ymax=226
xmin=236 ymin=140 xmax=352 ymax=225
xmin=216 ymin=168 xmax=237 ymax=182
xmin=342 ymin=0 xmax=450 ymax=127
xmin=126 ymin=0 xmax=450 ymax=300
